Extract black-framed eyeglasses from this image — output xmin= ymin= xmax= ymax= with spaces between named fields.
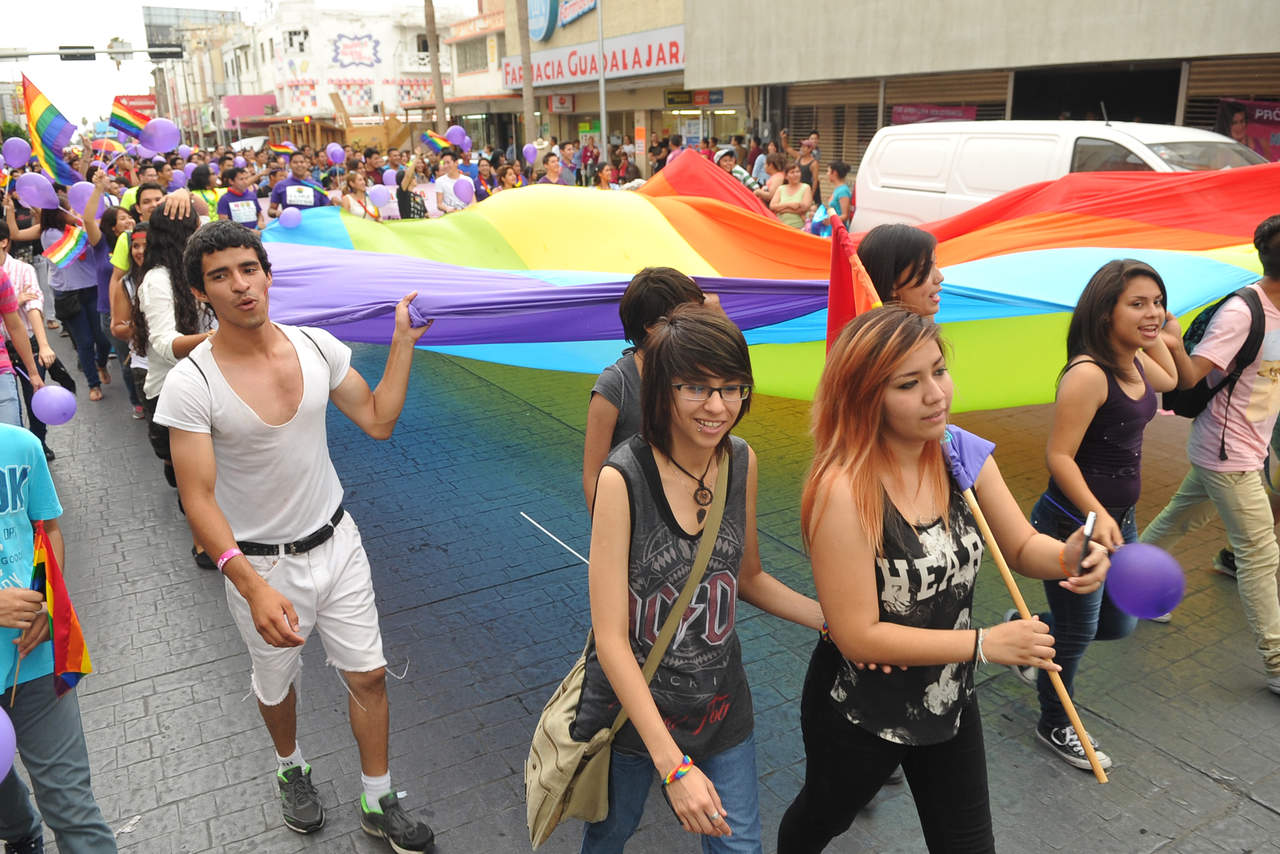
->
xmin=672 ymin=383 xmax=751 ymax=402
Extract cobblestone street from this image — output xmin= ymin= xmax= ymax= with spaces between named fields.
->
xmin=21 ymin=337 xmax=1280 ymax=853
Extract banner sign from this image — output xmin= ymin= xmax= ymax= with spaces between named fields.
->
xmin=331 ymin=34 xmax=381 ymax=68
xmin=116 ymin=94 xmax=156 ymax=113
xmin=548 ymin=94 xmax=575 ymax=113
xmin=891 ymin=104 xmax=978 ymax=124
xmin=502 ymin=26 xmax=683 ymax=88
xmin=1216 ymin=99 xmax=1280 ymax=162
xmin=665 ymin=89 xmax=724 ymax=108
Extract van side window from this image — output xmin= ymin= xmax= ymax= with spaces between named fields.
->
xmin=1071 ymin=138 xmax=1154 ymax=173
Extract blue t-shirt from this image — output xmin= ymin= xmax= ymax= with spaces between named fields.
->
xmin=830 ymin=183 xmax=853 ymax=220
xmin=268 ymin=176 xmax=331 ymax=210
xmin=216 ymin=188 xmax=262 ymax=229
xmin=0 ymin=425 xmax=64 ymax=689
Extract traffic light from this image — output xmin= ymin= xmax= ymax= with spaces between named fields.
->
xmin=148 ymin=44 xmax=183 ymax=60
xmin=59 ymin=45 xmax=95 ymax=61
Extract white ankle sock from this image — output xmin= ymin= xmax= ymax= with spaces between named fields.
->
xmin=362 ymin=771 xmax=392 ymax=809
xmin=276 ymin=745 xmax=305 ymax=772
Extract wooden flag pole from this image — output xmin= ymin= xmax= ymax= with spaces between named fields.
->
xmin=960 ymin=487 xmax=1109 ymax=784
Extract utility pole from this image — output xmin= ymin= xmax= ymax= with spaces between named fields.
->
xmin=515 ymin=0 xmax=536 ymax=143
xmin=423 ymin=0 xmax=448 ymax=132
xmin=596 ymin=0 xmax=606 ymax=155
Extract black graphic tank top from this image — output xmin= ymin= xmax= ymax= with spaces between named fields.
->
xmin=828 ymin=477 xmax=984 ymax=745
xmin=572 ymin=434 xmax=753 ymax=759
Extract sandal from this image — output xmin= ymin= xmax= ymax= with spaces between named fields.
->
xmin=98 ymin=365 xmax=111 ymax=385
xmin=88 ymin=387 xmax=103 ymax=401
xmin=46 ymin=319 xmax=60 ymax=330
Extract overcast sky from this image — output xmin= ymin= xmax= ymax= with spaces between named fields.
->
xmin=2 ymin=0 xmax=474 ymax=124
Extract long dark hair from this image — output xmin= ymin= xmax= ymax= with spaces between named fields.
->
xmin=189 ymin=165 xmax=213 ymax=192
xmin=1065 ymin=259 xmax=1167 ymax=379
xmin=857 ymin=224 xmax=937 ymax=305
xmin=133 ymin=209 xmax=208 ymax=356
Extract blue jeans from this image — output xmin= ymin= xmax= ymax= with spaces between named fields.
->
xmin=1029 ymin=494 xmax=1138 ymax=730
xmin=0 ymin=372 xmax=21 ymax=427
xmin=0 ymin=676 xmax=115 ymax=852
xmin=53 ymin=287 xmax=110 ymax=391
xmin=581 ymin=734 xmax=763 ymax=854
xmin=99 ymin=313 xmax=140 ymax=407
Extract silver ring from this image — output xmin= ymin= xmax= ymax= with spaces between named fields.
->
xmin=708 ymin=812 xmax=721 ymax=823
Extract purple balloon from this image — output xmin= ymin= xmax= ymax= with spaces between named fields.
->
xmin=278 ymin=207 xmax=302 ymax=229
xmin=2 ymin=137 xmax=31 ymax=169
xmin=368 ymin=185 xmax=391 ymax=207
xmin=137 ymin=145 xmax=155 ymax=159
xmin=453 ymin=178 xmax=474 ymax=204
xmin=184 ymin=162 xmax=197 ymax=177
xmin=382 ymin=169 xmax=398 ymax=187
xmin=14 ymin=172 xmax=58 ymax=210
xmin=234 ymin=156 xmax=246 ymax=168
xmin=326 ymin=142 xmax=346 ymax=164
xmin=31 ymin=385 xmax=77 ymax=426
xmin=462 ymin=135 xmax=472 ymax=153
xmin=0 ymin=712 xmax=12 ymax=781
xmin=177 ymin=144 xmax=192 ymax=159
xmin=126 ymin=144 xmax=139 ymax=156
xmin=209 ymin=162 xmax=220 ymax=175
xmin=152 ymin=156 xmax=165 ymax=165
xmin=445 ymin=125 xmax=466 ymax=146
xmin=522 ymin=142 xmax=537 ymax=164
xmin=67 ymin=181 xmax=105 ymax=218
xmin=1105 ymin=543 xmax=1185 ymax=619
xmin=168 ymin=171 xmax=188 ymax=190
xmin=139 ymin=117 xmax=181 ymax=153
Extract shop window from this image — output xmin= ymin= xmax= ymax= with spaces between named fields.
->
xmin=285 ymin=29 xmax=309 ymax=55
xmin=1071 ymin=137 xmax=1152 ymax=172
xmin=457 ymin=38 xmax=487 ymax=73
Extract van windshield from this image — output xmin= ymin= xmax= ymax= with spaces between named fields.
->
xmin=1147 ymin=141 xmax=1267 ymax=171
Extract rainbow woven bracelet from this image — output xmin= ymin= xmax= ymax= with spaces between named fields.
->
xmin=819 ymin=621 xmax=830 ymax=641
xmin=663 ymin=755 xmax=693 ymax=786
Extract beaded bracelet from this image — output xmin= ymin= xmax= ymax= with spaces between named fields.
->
xmin=663 ymin=755 xmax=693 ymax=786
xmin=819 ymin=621 xmax=830 ymax=641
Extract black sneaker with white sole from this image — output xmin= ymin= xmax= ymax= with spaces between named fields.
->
xmin=1212 ymin=548 xmax=1237 ymax=578
xmin=1036 ymin=724 xmax=1113 ymax=771
xmin=360 ymin=792 xmax=435 ymax=853
xmin=278 ymin=765 xmax=325 ymax=833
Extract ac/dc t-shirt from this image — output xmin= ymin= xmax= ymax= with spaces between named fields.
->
xmin=828 ymin=477 xmax=984 ymax=745
xmin=572 ymin=435 xmax=753 ymax=760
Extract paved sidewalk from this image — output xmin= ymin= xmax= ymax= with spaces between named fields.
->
xmin=19 ymin=337 xmax=1280 ymax=853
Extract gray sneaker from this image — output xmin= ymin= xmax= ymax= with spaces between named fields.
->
xmin=360 ymin=792 xmax=435 ymax=853
xmin=278 ymin=765 xmax=325 ymax=834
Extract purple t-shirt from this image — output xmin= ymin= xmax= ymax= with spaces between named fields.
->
xmin=268 ymin=177 xmax=331 ymax=210
xmin=216 ymin=188 xmax=261 ymax=228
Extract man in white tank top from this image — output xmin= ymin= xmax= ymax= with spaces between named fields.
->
xmin=154 ymin=221 xmax=436 ymax=852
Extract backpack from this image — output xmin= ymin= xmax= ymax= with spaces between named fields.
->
xmin=1162 ymin=286 xmax=1265 ymax=461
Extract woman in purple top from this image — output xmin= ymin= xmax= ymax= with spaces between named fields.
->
xmin=1018 ymin=259 xmax=1178 ymax=771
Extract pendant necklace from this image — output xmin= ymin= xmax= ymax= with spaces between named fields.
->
xmin=668 ymin=452 xmax=715 ymax=523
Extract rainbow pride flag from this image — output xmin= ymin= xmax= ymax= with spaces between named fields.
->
xmin=42 ymin=226 xmax=88 ymax=268
xmin=109 ymin=96 xmax=150 ymax=139
xmin=21 ymin=76 xmax=80 ymax=185
xmin=269 ymin=141 xmax=297 ymax=154
xmin=420 ymin=130 xmax=450 ymax=152
xmin=31 ymin=521 xmax=92 ymax=696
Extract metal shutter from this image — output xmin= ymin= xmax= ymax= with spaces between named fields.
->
xmin=882 ymin=71 xmax=1010 ymax=125
xmin=1183 ymin=55 xmax=1280 ymax=130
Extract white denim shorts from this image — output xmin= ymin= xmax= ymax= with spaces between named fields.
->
xmin=225 ymin=512 xmax=386 ymax=705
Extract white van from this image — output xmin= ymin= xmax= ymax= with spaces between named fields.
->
xmin=850 ymin=120 xmax=1267 ymax=231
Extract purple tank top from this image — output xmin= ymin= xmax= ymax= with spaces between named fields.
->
xmin=1047 ymin=358 xmax=1156 ymax=509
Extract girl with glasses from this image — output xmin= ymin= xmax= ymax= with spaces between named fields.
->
xmin=575 ymin=303 xmax=823 ymax=853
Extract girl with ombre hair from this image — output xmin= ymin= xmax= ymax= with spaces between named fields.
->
xmin=777 ymin=306 xmax=1108 ymax=854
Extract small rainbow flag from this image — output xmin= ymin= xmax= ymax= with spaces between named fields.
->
xmin=42 ymin=226 xmax=88 ymax=269
xmin=109 ymin=96 xmax=150 ymax=139
xmin=21 ymin=75 xmax=80 ymax=186
xmin=421 ymin=130 xmax=450 ymax=152
xmin=31 ymin=520 xmax=92 ymax=696
xmin=269 ymin=141 xmax=297 ymax=154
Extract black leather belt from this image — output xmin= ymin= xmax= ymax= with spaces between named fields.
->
xmin=238 ymin=506 xmax=345 ymax=557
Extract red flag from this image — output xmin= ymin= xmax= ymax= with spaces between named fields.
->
xmin=826 ymin=214 xmax=881 ymax=351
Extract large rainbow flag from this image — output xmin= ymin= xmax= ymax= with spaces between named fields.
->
xmin=30 ymin=520 xmax=92 ymax=696
xmin=259 ymin=157 xmax=1278 ymax=413
xmin=21 ymin=75 xmax=80 ymax=185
